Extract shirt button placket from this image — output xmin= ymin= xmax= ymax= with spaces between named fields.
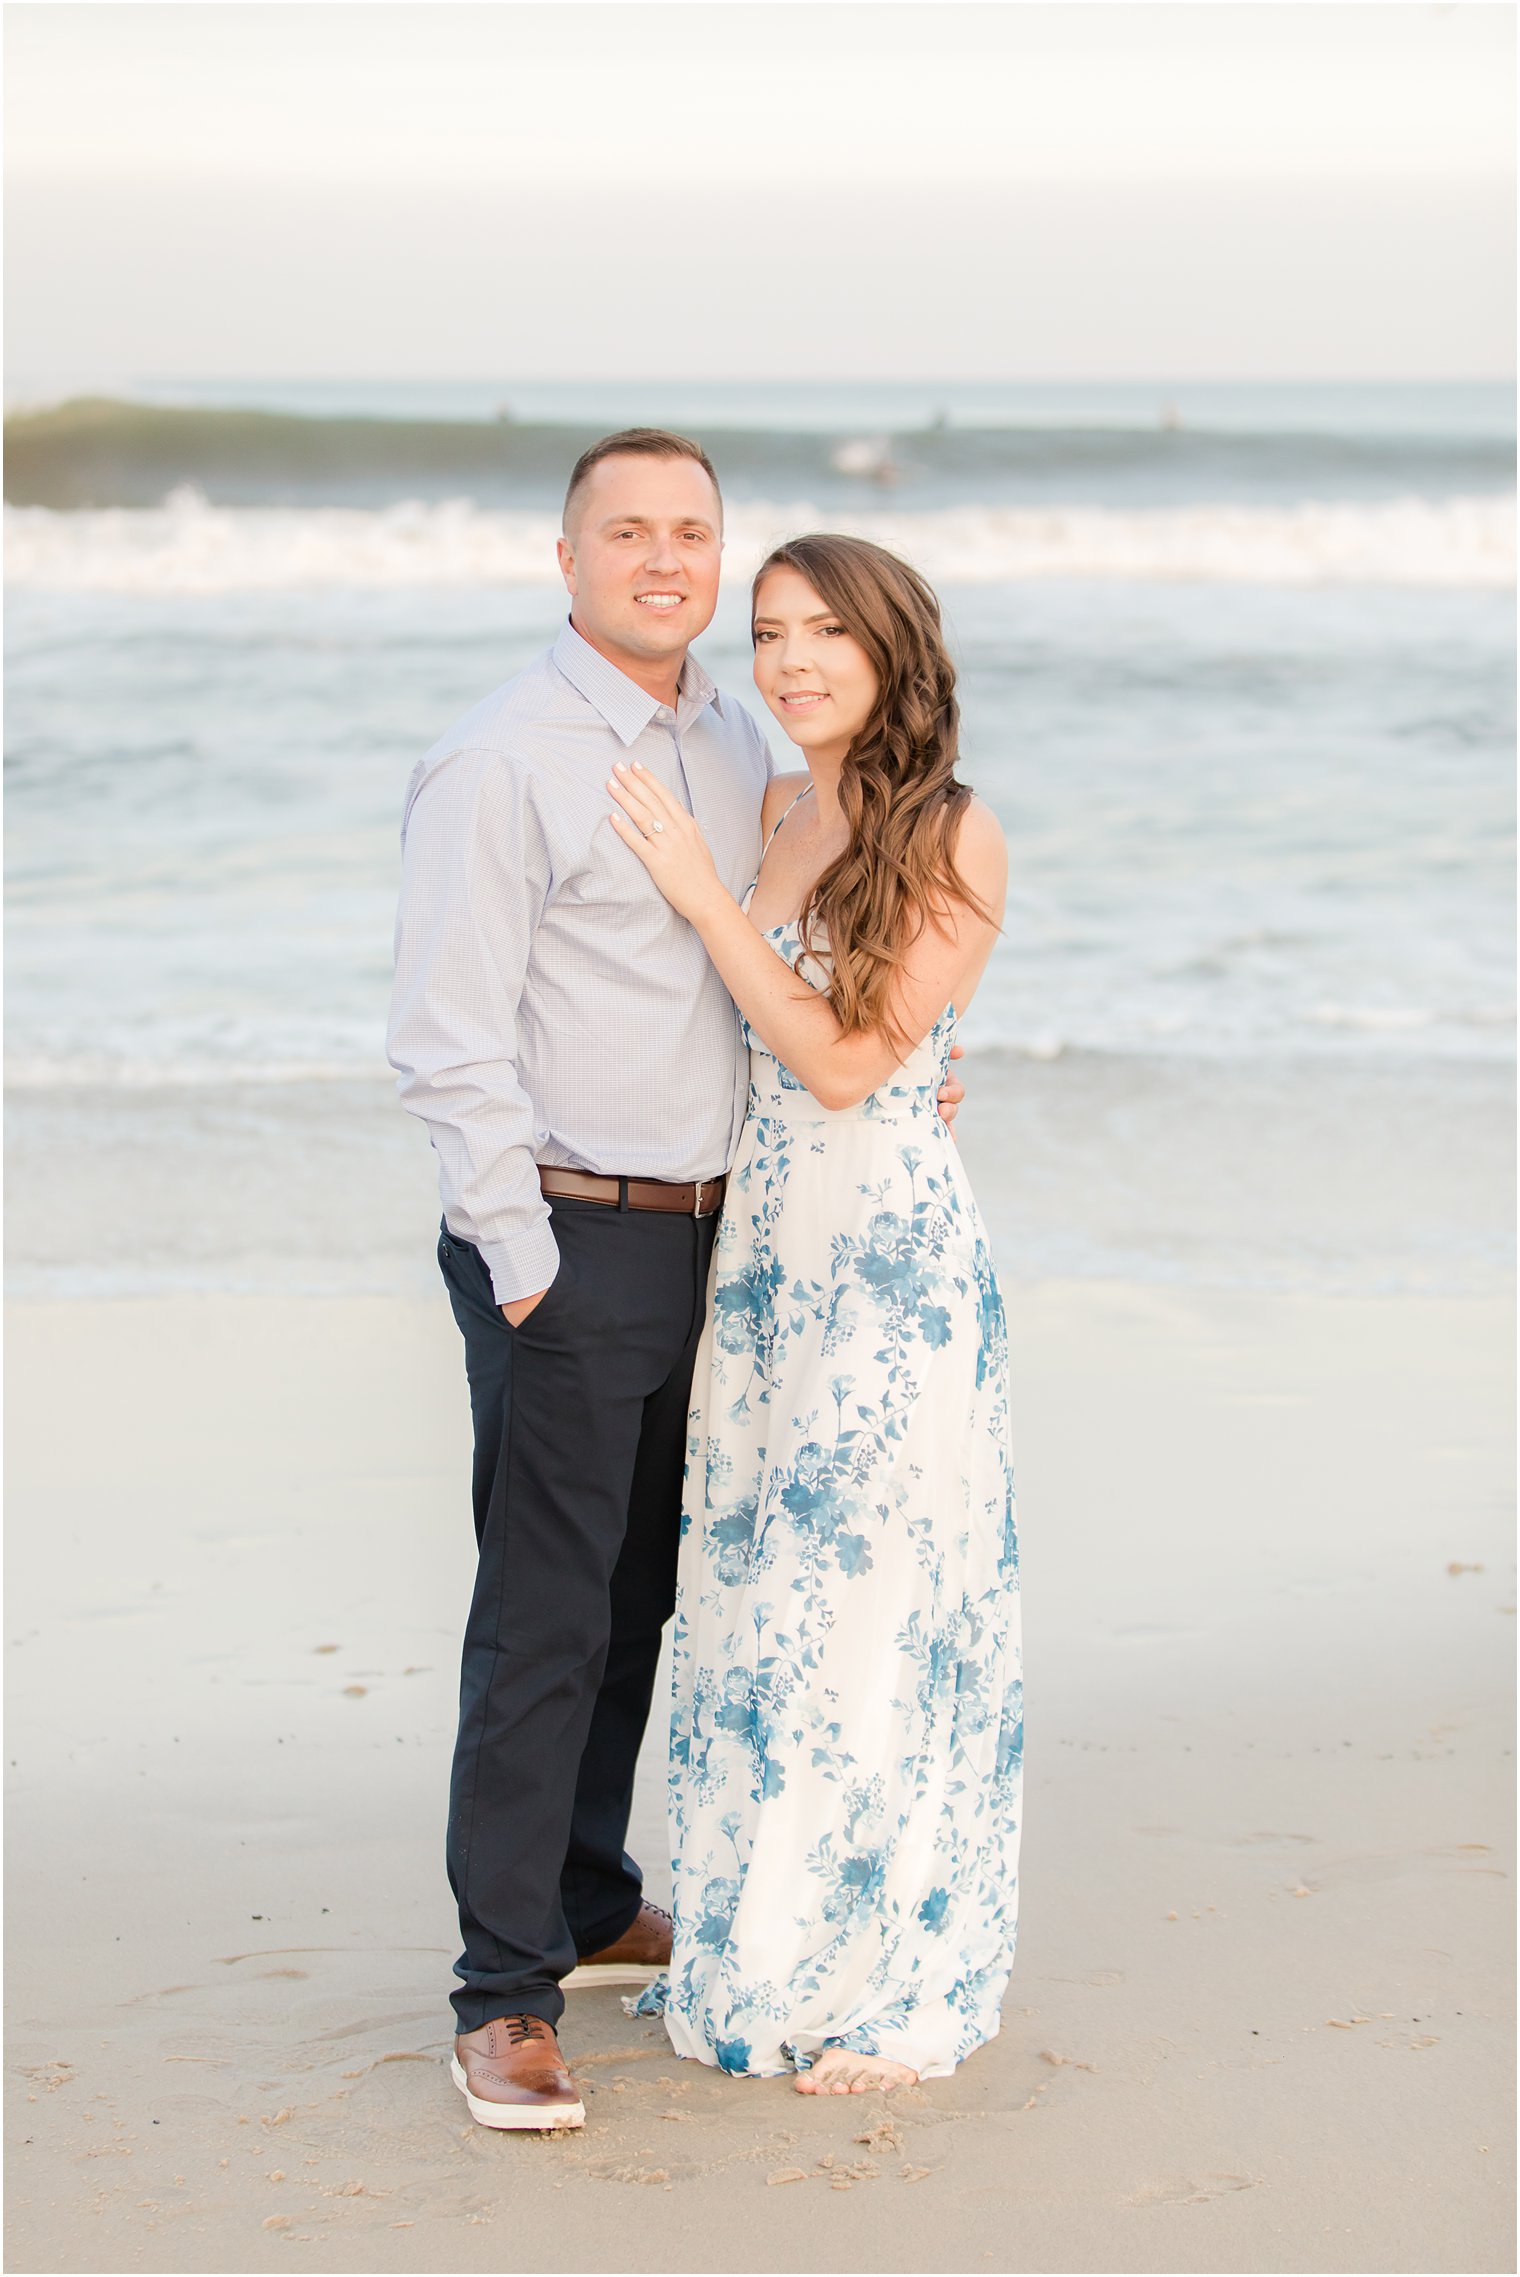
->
xmin=666 ymin=716 xmax=693 ymax=812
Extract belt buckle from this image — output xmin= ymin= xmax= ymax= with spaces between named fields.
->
xmin=693 ymin=1177 xmax=715 ymax=1218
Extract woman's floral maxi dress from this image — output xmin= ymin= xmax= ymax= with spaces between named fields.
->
xmin=635 ymin=866 xmax=1022 ymax=2082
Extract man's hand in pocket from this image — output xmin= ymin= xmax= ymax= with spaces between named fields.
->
xmin=501 ymin=1287 xmax=550 ymax=1328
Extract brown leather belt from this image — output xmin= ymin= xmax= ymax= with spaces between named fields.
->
xmin=538 ymin=1166 xmax=726 ymax=1218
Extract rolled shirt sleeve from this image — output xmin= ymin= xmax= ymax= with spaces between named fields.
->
xmin=387 ymin=743 xmax=560 ymax=1306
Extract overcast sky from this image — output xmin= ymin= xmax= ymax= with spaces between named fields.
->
xmin=5 ymin=0 xmax=1515 ymax=381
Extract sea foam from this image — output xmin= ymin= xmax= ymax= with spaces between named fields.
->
xmin=5 ymin=490 xmax=1513 ymax=593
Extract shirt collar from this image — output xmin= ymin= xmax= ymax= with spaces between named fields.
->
xmin=553 ymin=619 xmax=721 ymax=748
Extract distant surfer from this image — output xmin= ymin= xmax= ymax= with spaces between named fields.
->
xmin=829 ymin=434 xmax=903 ymax=486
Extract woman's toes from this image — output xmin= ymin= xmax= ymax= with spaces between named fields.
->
xmin=796 ymin=2049 xmax=920 ymax=2096
xmin=798 ymin=2047 xmax=920 ymax=2096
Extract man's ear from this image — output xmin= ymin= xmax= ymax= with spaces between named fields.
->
xmin=556 ymin=535 xmax=577 ymax=595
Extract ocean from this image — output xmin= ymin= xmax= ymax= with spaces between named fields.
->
xmin=5 ymin=380 xmax=1514 ymax=1297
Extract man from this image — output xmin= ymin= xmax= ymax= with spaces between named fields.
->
xmin=388 ymin=430 xmax=963 ymax=2131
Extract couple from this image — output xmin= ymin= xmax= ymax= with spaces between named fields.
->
xmin=387 ymin=428 xmax=1022 ymax=2130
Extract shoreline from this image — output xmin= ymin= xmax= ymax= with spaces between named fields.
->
xmin=5 ymin=1047 xmax=1513 ymax=1304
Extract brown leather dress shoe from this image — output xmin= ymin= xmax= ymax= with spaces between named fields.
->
xmin=451 ymin=2015 xmax=585 ymax=2131
xmin=563 ymin=1901 xmax=673 ymax=1988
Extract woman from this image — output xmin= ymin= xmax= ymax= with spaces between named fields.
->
xmin=606 ymin=533 xmax=1021 ymax=2094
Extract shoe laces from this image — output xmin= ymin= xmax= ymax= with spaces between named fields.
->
xmin=499 ymin=2014 xmax=548 ymax=2048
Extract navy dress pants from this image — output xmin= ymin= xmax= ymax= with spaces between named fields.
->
xmin=437 ymin=1196 xmax=718 ymax=2034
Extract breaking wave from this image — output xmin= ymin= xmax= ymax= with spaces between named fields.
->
xmin=6 ymin=395 xmax=1512 ymax=512
xmin=7 ymin=490 xmax=1513 ymax=592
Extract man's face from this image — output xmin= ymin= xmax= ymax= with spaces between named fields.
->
xmin=557 ymin=454 xmax=724 ymax=671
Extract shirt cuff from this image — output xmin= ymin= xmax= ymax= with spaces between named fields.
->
xmin=477 ymin=1220 xmax=561 ymax=1308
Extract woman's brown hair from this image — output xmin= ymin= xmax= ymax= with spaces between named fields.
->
xmin=752 ymin=532 xmax=997 ymax=1054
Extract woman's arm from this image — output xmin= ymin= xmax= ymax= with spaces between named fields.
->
xmin=607 ymin=760 xmax=1004 ymax=1112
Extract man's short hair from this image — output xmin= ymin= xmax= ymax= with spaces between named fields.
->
xmin=563 ymin=428 xmax=722 ymax=534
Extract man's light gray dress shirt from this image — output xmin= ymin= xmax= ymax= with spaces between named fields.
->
xmin=387 ymin=621 xmax=776 ymax=1304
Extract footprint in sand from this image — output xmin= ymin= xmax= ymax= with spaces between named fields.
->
xmin=1129 ymin=2173 xmax=1261 ymax=2207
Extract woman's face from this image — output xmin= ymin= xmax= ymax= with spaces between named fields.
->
xmin=751 ymin=566 xmax=879 ymax=761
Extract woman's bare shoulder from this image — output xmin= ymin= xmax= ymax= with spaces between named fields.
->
xmin=761 ymin=770 xmax=814 ymax=830
xmin=953 ymin=794 xmax=1009 ymax=892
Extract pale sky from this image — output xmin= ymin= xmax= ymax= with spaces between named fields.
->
xmin=5 ymin=0 xmax=1515 ymax=380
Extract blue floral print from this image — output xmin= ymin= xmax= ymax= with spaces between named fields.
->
xmin=631 ymin=899 xmax=1022 ymax=2083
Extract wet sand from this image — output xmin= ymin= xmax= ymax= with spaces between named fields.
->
xmin=5 ymin=1281 xmax=1514 ymax=2274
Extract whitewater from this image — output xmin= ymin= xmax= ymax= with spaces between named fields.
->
xmin=6 ymin=488 xmax=1513 ymax=592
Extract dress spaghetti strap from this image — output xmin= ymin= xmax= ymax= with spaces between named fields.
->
xmin=747 ymin=782 xmax=815 ymax=900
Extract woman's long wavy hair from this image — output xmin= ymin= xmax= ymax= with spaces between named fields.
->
xmin=752 ymin=533 xmax=996 ymax=1055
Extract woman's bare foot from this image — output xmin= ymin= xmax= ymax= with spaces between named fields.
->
xmin=795 ymin=2047 xmax=919 ymax=2095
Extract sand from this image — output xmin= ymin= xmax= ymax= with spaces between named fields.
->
xmin=7 ymin=1054 xmax=1513 ymax=1304
xmin=5 ymin=1279 xmax=1514 ymax=2274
